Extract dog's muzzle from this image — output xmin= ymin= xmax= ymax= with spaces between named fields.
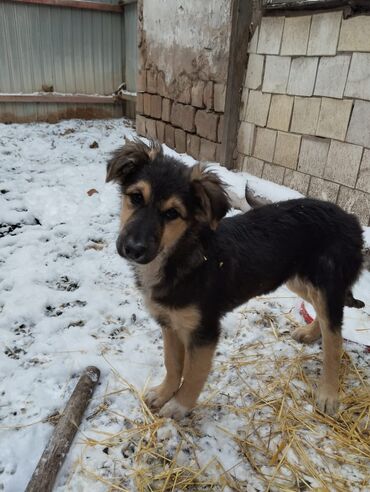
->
xmin=116 ymin=234 xmax=157 ymax=264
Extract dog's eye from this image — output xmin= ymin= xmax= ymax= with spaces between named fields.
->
xmin=163 ymin=208 xmax=180 ymax=221
xmin=129 ymin=192 xmax=144 ymax=206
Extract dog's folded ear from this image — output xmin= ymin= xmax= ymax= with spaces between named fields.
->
xmin=190 ymin=164 xmax=230 ymax=230
xmin=106 ymin=138 xmax=163 ymax=184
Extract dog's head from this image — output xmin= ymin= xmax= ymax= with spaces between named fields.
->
xmin=106 ymin=139 xmax=230 ymax=264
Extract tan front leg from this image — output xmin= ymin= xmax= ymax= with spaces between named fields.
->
xmin=316 ymin=328 xmax=342 ymax=415
xmin=310 ymin=290 xmax=342 ymax=415
xmin=145 ymin=327 xmax=185 ymax=409
xmin=159 ymin=344 xmax=216 ymax=419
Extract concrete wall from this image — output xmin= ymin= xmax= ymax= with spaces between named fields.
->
xmin=238 ymin=12 xmax=370 ymax=226
xmin=136 ymin=0 xmax=231 ymax=162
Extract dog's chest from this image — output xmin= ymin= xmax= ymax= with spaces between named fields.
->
xmin=135 ymin=254 xmax=164 ymax=295
xmin=145 ymin=297 xmax=200 ymax=344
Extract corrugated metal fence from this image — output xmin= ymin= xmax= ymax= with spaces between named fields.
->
xmin=0 ymin=0 xmax=137 ymax=122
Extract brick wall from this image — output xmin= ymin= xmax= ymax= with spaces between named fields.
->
xmin=136 ymin=0 xmax=230 ymax=162
xmin=237 ymin=12 xmax=370 ymax=226
xmin=136 ymin=76 xmax=226 ymax=161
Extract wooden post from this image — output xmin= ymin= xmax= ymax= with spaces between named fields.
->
xmin=25 ymin=366 xmax=100 ymax=492
xmin=264 ymin=0 xmax=370 ymax=11
xmin=219 ymin=0 xmax=253 ymax=170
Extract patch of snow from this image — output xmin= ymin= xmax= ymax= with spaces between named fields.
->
xmin=0 ymin=119 xmax=368 ymax=491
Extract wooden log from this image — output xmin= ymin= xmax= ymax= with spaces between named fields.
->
xmin=25 ymin=366 xmax=100 ymax=492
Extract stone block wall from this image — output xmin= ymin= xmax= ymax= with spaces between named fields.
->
xmin=136 ymin=78 xmax=226 ymax=161
xmin=136 ymin=0 xmax=231 ymax=162
xmin=237 ymin=12 xmax=370 ymax=226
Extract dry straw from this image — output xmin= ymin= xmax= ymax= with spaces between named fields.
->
xmin=66 ymin=304 xmax=369 ymax=491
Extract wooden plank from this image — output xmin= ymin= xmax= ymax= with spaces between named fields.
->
xmin=0 ymin=93 xmax=136 ymax=103
xmin=25 ymin=366 xmax=101 ymax=492
xmin=4 ymin=0 xmax=124 ymax=13
xmin=219 ymin=0 xmax=253 ymax=170
xmin=264 ymin=0 xmax=370 ymax=10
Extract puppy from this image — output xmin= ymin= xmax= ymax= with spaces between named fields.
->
xmin=107 ymin=139 xmax=363 ymax=419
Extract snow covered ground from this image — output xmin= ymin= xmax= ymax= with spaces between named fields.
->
xmin=0 ymin=119 xmax=369 ymax=492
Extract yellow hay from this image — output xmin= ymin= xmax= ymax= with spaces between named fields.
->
xmin=64 ymin=308 xmax=369 ymax=491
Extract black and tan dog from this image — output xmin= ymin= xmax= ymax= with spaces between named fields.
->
xmin=106 ymin=139 xmax=363 ymax=419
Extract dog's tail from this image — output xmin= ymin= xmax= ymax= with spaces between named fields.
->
xmin=245 ymin=183 xmax=272 ymax=209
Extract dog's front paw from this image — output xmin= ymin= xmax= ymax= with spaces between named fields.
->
xmin=316 ymin=386 xmax=339 ymax=416
xmin=159 ymin=398 xmax=190 ymax=420
xmin=144 ymin=383 xmax=176 ymax=409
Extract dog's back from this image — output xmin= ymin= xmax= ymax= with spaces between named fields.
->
xmin=216 ymin=198 xmax=363 ymax=308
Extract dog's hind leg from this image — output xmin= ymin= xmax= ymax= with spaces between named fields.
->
xmin=286 ymin=277 xmax=321 ymax=343
xmin=144 ymin=327 xmax=185 ymax=409
xmin=159 ymin=343 xmax=217 ymax=419
xmin=310 ymin=288 xmax=343 ymax=416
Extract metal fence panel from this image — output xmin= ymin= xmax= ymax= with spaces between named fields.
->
xmin=0 ymin=1 xmax=137 ymax=122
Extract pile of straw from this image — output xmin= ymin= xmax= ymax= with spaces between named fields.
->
xmin=68 ymin=300 xmax=370 ymax=491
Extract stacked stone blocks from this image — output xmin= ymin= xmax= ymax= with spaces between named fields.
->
xmin=238 ymin=12 xmax=370 ymax=225
xmin=136 ymin=69 xmax=226 ymax=163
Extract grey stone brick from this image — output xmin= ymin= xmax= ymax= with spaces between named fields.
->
xmin=187 ymin=134 xmax=201 ymax=159
xmin=314 ymin=55 xmax=351 ymax=99
xmin=146 ymin=118 xmax=157 ymax=139
xmin=136 ymin=114 xmax=146 ymax=137
xmin=337 ymin=186 xmax=370 ymax=226
xmin=307 ymin=12 xmax=342 ymax=56
xmin=324 ymin=140 xmax=363 ymax=187
xmin=191 ymin=80 xmax=205 ymax=108
xmin=253 ymin=127 xmax=277 ymax=162
xmin=195 ymin=110 xmax=219 ymax=141
xmin=156 ymin=120 xmax=165 ymax=143
xmin=267 ymin=94 xmax=294 ymax=131
xmin=273 ymin=132 xmax=301 ymax=169
xmin=316 ymin=98 xmax=352 ymax=141
xmin=164 ymin=124 xmax=175 ymax=149
xmin=338 ymin=16 xmax=370 ymax=52
xmin=308 ymin=176 xmax=339 ymax=203
xmin=283 ymin=169 xmax=310 ymax=195
xmin=245 ymin=54 xmax=264 ymax=90
xmin=237 ymin=122 xmax=255 ymax=155
xmin=199 ymin=139 xmax=218 ymax=162
xmin=345 ymin=53 xmax=370 ymax=101
xmin=281 ymin=16 xmax=311 ymax=56
xmin=298 ymin=136 xmax=330 ymax=178
xmin=162 ymin=98 xmax=172 ymax=122
xmin=242 ymin=156 xmax=264 ymax=177
xmin=262 ymin=162 xmax=285 ymax=185
xmin=246 ymin=90 xmax=271 ymax=127
xmin=287 ymin=57 xmax=318 ymax=97
xmin=257 ymin=17 xmax=284 ymax=55
xmin=346 ymin=99 xmax=370 ymax=148
xmin=214 ymin=83 xmax=226 ymax=112
xmin=174 ymin=128 xmax=186 ymax=153
xmin=356 ymin=148 xmax=370 ymax=194
xmin=291 ymin=97 xmax=321 ymax=135
xmin=263 ymin=56 xmax=291 ymax=94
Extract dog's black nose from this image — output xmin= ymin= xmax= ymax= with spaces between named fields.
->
xmin=123 ymin=237 xmax=147 ymax=262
